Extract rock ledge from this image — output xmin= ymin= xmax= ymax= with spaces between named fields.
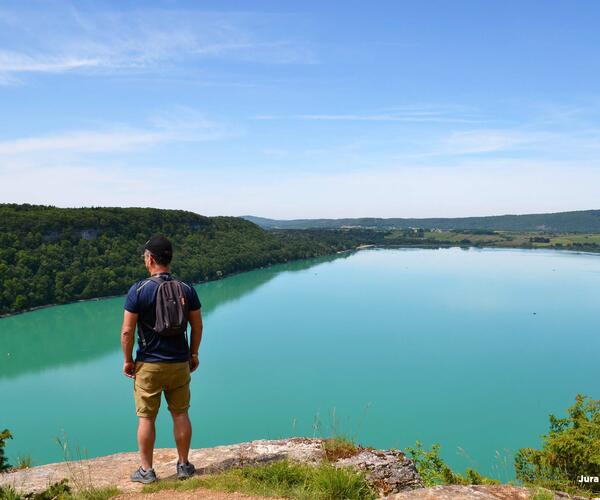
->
xmin=0 ymin=437 xmax=420 ymax=496
xmin=0 ymin=438 xmax=594 ymax=499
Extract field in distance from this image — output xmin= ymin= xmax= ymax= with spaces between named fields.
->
xmin=383 ymin=228 xmax=600 ymax=251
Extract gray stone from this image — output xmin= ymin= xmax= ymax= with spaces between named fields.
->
xmin=3 ymin=437 xmax=422 ymax=495
xmin=383 ymin=484 xmax=595 ymax=500
xmin=334 ymin=447 xmax=422 ymax=496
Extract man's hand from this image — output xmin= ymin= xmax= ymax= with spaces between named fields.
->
xmin=188 ymin=309 xmax=202 ymax=373
xmin=189 ymin=355 xmax=199 ymax=373
xmin=121 ymin=310 xmax=138 ymax=378
xmin=123 ymin=360 xmax=136 ymax=379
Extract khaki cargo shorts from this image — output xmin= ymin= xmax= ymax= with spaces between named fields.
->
xmin=134 ymin=361 xmax=191 ymax=418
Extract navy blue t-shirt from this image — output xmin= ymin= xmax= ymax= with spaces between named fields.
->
xmin=124 ymin=272 xmax=201 ymax=363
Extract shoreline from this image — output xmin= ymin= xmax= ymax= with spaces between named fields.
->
xmin=0 ymin=247 xmax=362 ymax=319
xmin=2 ymin=242 xmax=599 ymax=320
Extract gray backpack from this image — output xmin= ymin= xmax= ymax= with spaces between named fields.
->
xmin=137 ymin=276 xmax=190 ymax=337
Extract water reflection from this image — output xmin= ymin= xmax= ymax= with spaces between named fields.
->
xmin=0 ymin=252 xmax=351 ymax=379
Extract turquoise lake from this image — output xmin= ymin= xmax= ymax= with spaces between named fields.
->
xmin=1 ymin=247 xmax=599 ymax=480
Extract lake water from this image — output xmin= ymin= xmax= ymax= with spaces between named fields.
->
xmin=1 ymin=247 xmax=599 ymax=480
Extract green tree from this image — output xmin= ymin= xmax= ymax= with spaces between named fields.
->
xmin=0 ymin=429 xmax=12 ymax=471
xmin=515 ymin=394 xmax=600 ymax=495
xmin=0 ymin=204 xmax=389 ymax=315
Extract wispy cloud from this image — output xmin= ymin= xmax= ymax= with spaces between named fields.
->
xmin=295 ymin=113 xmax=477 ymax=123
xmin=262 ymin=148 xmax=289 ymax=157
xmin=440 ymin=129 xmax=545 ymax=154
xmin=0 ymin=129 xmax=160 ymax=156
xmin=440 ymin=127 xmax=600 ymax=156
xmin=256 ymin=105 xmax=483 ymax=124
xmin=268 ymin=101 xmax=600 ymax=161
xmin=0 ymin=108 xmax=228 ymax=157
xmin=0 ymin=6 xmax=314 ymax=84
xmin=0 ymin=50 xmax=99 ymax=73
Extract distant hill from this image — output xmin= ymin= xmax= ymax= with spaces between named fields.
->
xmin=242 ymin=210 xmax=600 ymax=233
xmin=0 ymin=204 xmax=377 ymax=315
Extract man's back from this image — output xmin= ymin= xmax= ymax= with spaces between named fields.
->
xmin=124 ymin=272 xmax=202 ymax=363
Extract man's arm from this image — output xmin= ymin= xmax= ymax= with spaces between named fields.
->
xmin=188 ymin=309 xmax=203 ymax=372
xmin=121 ymin=310 xmax=138 ymax=378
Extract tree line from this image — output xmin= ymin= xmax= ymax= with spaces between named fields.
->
xmin=0 ymin=204 xmax=387 ymax=315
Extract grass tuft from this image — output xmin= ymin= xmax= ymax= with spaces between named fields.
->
xmin=15 ymin=455 xmax=33 ymax=470
xmin=311 ymin=463 xmax=374 ymax=500
xmin=322 ymin=436 xmax=359 ymax=462
xmin=142 ymin=458 xmax=376 ymax=500
xmin=73 ymin=486 xmax=121 ymax=500
xmin=528 ymin=487 xmax=555 ymax=500
xmin=0 ymin=481 xmax=119 ymax=500
xmin=0 ymin=485 xmax=22 ymax=500
xmin=0 ymin=479 xmax=121 ymax=500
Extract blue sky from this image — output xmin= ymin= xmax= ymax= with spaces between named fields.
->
xmin=1 ymin=0 xmax=599 ymax=218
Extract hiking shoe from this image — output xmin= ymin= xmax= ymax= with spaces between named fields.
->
xmin=131 ymin=466 xmax=157 ymax=484
xmin=177 ymin=461 xmax=196 ymax=480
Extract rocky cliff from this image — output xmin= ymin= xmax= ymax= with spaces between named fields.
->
xmin=0 ymin=438 xmax=591 ymax=499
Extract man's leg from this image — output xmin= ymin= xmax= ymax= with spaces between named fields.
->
xmin=171 ymin=410 xmax=192 ymax=464
xmin=132 ymin=361 xmax=161 ymax=482
xmin=137 ymin=416 xmax=156 ymax=470
xmin=165 ymin=361 xmax=192 ymax=466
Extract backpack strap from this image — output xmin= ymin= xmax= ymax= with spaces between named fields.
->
xmin=136 ymin=318 xmax=147 ymax=351
xmin=168 ymin=279 xmax=190 ymax=343
xmin=137 ymin=275 xmax=168 ymax=291
xmin=135 ymin=277 xmax=165 ymax=350
xmin=135 ymin=276 xmax=183 ymax=349
xmin=136 ymin=278 xmax=153 ymax=293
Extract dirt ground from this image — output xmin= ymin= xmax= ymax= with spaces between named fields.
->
xmin=115 ymin=488 xmax=285 ymax=500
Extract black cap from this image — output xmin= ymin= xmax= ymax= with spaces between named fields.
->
xmin=144 ymin=235 xmax=173 ymax=260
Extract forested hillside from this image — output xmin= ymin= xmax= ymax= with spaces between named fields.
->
xmin=0 ymin=204 xmax=383 ymax=315
xmin=243 ymin=209 xmax=600 ymax=232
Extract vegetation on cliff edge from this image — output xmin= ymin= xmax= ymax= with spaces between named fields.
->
xmin=515 ymin=394 xmax=600 ymax=497
xmin=2 ymin=396 xmax=598 ymax=498
xmin=0 ymin=204 xmax=386 ymax=315
xmin=0 ymin=431 xmax=11 ymax=472
xmin=142 ymin=458 xmax=377 ymax=500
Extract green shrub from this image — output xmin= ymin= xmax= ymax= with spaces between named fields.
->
xmin=0 ymin=479 xmax=71 ymax=500
xmin=30 ymin=478 xmax=71 ymax=499
xmin=406 ymin=440 xmax=498 ymax=487
xmin=515 ymin=394 xmax=600 ymax=496
xmin=528 ymin=487 xmax=555 ymax=500
xmin=465 ymin=467 xmax=499 ymax=485
xmin=0 ymin=430 xmax=12 ymax=472
xmin=406 ymin=441 xmax=461 ymax=486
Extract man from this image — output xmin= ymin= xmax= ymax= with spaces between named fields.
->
xmin=120 ymin=235 xmax=203 ymax=484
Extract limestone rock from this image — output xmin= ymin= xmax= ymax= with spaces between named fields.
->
xmin=384 ymin=484 xmax=593 ymax=500
xmin=334 ymin=447 xmax=423 ymax=496
xmin=1 ymin=437 xmax=424 ymax=496
xmin=0 ymin=438 xmax=325 ymax=495
xmin=2 ymin=438 xmax=595 ymax=499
